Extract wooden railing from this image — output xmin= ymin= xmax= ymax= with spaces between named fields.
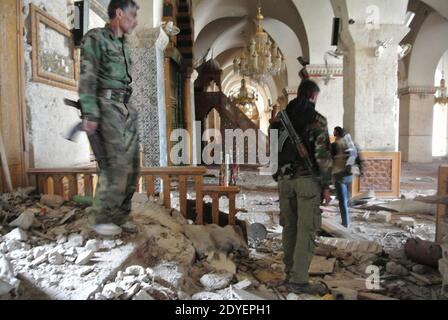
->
xmin=202 ymin=185 xmax=240 ymax=225
xmin=27 ymin=167 xmax=207 ymax=224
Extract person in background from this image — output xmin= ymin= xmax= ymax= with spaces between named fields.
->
xmin=331 ymin=127 xmax=360 ymax=228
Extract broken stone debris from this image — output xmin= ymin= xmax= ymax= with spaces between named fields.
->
xmin=4 ymin=228 xmax=28 ymax=242
xmin=386 ymin=261 xmax=410 ymax=276
xmin=75 ymin=250 xmax=94 ymax=265
xmin=200 ymin=272 xmax=233 ymax=291
xmin=132 ymin=290 xmax=154 ymax=300
xmin=9 ymin=211 xmax=35 ymax=231
xmin=2 ymin=184 xmax=444 ymax=301
xmin=40 ymin=194 xmax=65 ymax=209
xmin=399 ymin=217 xmax=416 ymax=229
xmin=0 ymin=253 xmax=20 ymax=296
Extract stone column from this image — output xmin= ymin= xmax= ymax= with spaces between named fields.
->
xmin=182 ymin=71 xmax=194 ymax=164
xmin=308 ymin=64 xmax=344 ymax=135
xmin=339 ymin=24 xmax=409 ymax=151
xmin=282 ymin=87 xmax=298 ymax=103
xmin=129 ymin=26 xmax=169 ymax=167
xmin=399 ymin=87 xmax=436 ymax=163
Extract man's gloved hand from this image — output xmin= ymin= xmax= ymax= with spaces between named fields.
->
xmin=322 ymin=187 xmax=331 ymax=205
xmin=82 ymin=119 xmax=98 ymax=136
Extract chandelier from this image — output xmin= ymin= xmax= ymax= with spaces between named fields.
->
xmin=233 ymin=3 xmax=284 ymax=84
xmin=435 ymin=61 xmax=448 ymax=106
xmin=230 ymin=79 xmax=259 ymax=122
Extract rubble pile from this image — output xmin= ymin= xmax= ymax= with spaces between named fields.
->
xmin=0 ymin=189 xmax=259 ymax=300
xmin=1 ymin=174 xmax=446 ymax=300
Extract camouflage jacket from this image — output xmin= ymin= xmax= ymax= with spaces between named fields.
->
xmin=273 ymin=98 xmax=333 ymax=187
xmin=79 ymin=25 xmax=133 ymax=122
xmin=307 ymin=111 xmax=333 ymax=186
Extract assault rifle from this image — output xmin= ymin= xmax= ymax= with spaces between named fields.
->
xmin=278 ymin=110 xmax=320 ymax=183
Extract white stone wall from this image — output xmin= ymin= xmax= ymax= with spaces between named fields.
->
xmin=23 ymin=0 xmax=90 ymax=168
xmin=313 ymin=76 xmax=344 ymax=136
xmin=89 ymin=8 xmax=106 ymax=29
xmin=399 ymin=92 xmax=434 ymax=162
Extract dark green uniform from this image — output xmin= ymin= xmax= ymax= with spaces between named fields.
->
xmin=79 ymin=25 xmax=140 ymax=226
xmin=273 ymin=97 xmax=333 ymax=285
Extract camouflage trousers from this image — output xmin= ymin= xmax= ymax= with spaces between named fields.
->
xmin=88 ymin=97 xmax=140 ymax=226
xmin=278 ymin=175 xmax=322 ymax=284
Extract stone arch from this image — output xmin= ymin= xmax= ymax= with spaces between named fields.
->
xmin=407 ymin=12 xmax=448 ymax=87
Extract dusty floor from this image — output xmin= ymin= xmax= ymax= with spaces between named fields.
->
xmin=1 ymin=161 xmax=447 ymax=300
xmin=170 ymin=161 xmax=446 ymax=300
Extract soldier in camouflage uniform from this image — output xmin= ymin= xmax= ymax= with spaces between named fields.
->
xmin=79 ymin=0 xmax=140 ymax=236
xmin=270 ymin=80 xmax=333 ymax=296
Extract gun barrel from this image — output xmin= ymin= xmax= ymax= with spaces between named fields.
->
xmin=64 ymin=98 xmax=81 ymax=110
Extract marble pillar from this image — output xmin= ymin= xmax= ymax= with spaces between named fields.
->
xmin=308 ymin=64 xmax=344 ymax=135
xmin=339 ymin=24 xmax=409 ymax=151
xmin=129 ymin=26 xmax=169 ymax=168
xmin=399 ymin=87 xmax=436 ymax=163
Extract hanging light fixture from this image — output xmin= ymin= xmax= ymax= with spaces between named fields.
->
xmin=230 ymin=79 xmax=259 ymax=123
xmin=233 ymin=1 xmax=285 ymax=84
xmin=435 ymin=59 xmax=448 ymax=106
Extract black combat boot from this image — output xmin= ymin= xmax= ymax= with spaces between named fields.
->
xmin=288 ymin=281 xmax=329 ymax=296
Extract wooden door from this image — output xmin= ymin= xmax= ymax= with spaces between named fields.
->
xmin=0 ymin=0 xmax=28 ymax=191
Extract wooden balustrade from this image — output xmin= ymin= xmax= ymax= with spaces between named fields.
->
xmin=28 ymin=167 xmax=244 ymax=227
xmin=201 ymin=185 xmax=240 ymax=225
xmin=27 ymin=167 xmax=206 ymax=223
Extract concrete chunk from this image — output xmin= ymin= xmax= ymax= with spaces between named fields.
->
xmin=102 ymin=283 xmax=124 ymax=300
xmin=4 ymin=228 xmax=28 ymax=242
xmin=386 ymin=261 xmax=409 ymax=276
xmin=233 ymin=279 xmax=252 ymax=290
xmin=206 ymin=251 xmax=237 ymax=274
xmin=30 ymin=253 xmax=48 ymax=267
xmin=40 ymin=194 xmax=64 ymax=208
xmin=48 ymin=252 xmax=65 ymax=265
xmin=132 ymin=290 xmax=154 ymax=300
xmin=9 ymin=211 xmax=35 ymax=230
xmin=6 ymin=240 xmax=25 ymax=252
xmin=66 ymin=234 xmax=84 ymax=248
xmin=84 ymin=239 xmax=101 ymax=252
xmin=399 ymin=217 xmax=416 ymax=228
xmin=124 ymin=265 xmax=145 ymax=276
xmin=375 ymin=211 xmax=392 ymax=223
xmin=121 ymin=283 xmax=141 ymax=300
xmin=200 ymin=273 xmax=233 ymax=291
xmin=152 ymin=262 xmax=185 ymax=288
xmin=0 ymin=253 xmax=20 ymax=295
xmin=75 ymin=250 xmax=94 ymax=265
xmin=232 ymin=289 xmax=265 ymax=300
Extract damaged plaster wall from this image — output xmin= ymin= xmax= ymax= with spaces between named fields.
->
xmin=23 ymin=0 xmax=90 ymax=168
xmin=314 ymin=76 xmax=344 ymax=135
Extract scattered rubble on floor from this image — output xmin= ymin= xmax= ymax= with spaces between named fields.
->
xmin=1 ymin=173 xmax=446 ymax=300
